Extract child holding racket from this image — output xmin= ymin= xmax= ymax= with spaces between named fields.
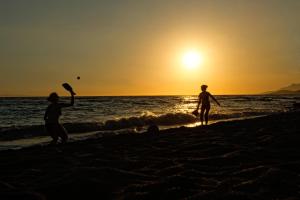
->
xmin=193 ymin=85 xmax=220 ymax=125
xmin=44 ymin=83 xmax=75 ymax=144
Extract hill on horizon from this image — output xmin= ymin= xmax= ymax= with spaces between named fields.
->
xmin=264 ymin=83 xmax=300 ymax=95
xmin=279 ymin=83 xmax=300 ymax=91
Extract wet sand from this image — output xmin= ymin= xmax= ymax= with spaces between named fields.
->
xmin=0 ymin=111 xmax=300 ymax=200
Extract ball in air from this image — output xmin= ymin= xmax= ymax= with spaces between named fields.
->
xmin=77 ymin=76 xmax=80 ymax=80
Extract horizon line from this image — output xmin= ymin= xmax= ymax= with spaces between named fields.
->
xmin=0 ymin=93 xmax=271 ymax=97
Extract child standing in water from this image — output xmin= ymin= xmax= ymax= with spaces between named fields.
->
xmin=44 ymin=91 xmax=75 ymax=144
xmin=194 ymin=85 xmax=220 ymax=125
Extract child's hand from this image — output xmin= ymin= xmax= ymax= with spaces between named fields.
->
xmin=70 ymin=90 xmax=76 ymax=96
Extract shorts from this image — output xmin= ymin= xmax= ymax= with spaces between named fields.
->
xmin=45 ymin=123 xmax=61 ymax=132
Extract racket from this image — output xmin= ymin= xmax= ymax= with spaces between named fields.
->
xmin=62 ymin=83 xmax=76 ymax=95
xmin=192 ymin=109 xmax=199 ymax=116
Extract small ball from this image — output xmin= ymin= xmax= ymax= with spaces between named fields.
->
xmin=77 ymin=76 xmax=80 ymax=80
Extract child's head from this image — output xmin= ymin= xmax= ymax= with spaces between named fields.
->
xmin=201 ymin=85 xmax=208 ymax=91
xmin=47 ymin=92 xmax=59 ymax=103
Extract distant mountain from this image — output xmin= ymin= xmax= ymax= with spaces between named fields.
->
xmin=264 ymin=83 xmax=300 ymax=95
xmin=267 ymin=90 xmax=300 ymax=95
xmin=279 ymin=83 xmax=300 ymax=91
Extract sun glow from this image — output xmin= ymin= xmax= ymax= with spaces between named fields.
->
xmin=182 ymin=51 xmax=203 ymax=69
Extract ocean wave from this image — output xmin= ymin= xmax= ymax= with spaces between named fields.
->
xmin=0 ymin=111 xmax=274 ymax=141
xmin=0 ymin=123 xmax=104 ymax=141
xmin=0 ymin=113 xmax=197 ymax=140
xmin=103 ymin=112 xmax=197 ymax=130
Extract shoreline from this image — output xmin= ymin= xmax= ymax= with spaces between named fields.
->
xmin=0 ymin=111 xmax=300 ymax=199
xmin=0 ymin=114 xmax=271 ymax=151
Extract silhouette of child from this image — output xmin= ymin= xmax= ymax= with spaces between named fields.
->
xmin=194 ymin=85 xmax=220 ymax=125
xmin=44 ymin=92 xmax=75 ymax=144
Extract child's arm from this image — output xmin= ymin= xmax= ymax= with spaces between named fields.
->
xmin=209 ymin=93 xmax=220 ymax=106
xmin=60 ymin=93 xmax=75 ymax=108
xmin=70 ymin=93 xmax=74 ymax=106
xmin=196 ymin=94 xmax=202 ymax=110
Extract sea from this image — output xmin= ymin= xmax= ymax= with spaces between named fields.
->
xmin=0 ymin=95 xmax=299 ymax=150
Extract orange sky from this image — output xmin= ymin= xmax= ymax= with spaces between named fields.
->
xmin=1 ymin=1 xmax=300 ymax=96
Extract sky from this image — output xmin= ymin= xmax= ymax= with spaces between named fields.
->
xmin=0 ymin=0 xmax=300 ymax=96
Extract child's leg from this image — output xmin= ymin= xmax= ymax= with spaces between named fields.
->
xmin=58 ymin=124 xmax=68 ymax=144
xmin=204 ymin=106 xmax=211 ymax=125
xmin=50 ymin=132 xmax=58 ymax=144
xmin=46 ymin=124 xmax=58 ymax=144
xmin=200 ymin=107 xmax=205 ymax=125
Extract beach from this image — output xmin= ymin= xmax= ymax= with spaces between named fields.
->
xmin=0 ymin=111 xmax=300 ymax=200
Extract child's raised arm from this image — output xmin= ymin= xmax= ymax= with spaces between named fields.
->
xmin=60 ymin=93 xmax=75 ymax=108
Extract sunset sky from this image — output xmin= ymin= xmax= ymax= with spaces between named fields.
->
xmin=1 ymin=0 xmax=300 ymax=96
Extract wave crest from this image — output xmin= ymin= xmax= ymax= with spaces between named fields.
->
xmin=0 ymin=111 xmax=272 ymax=141
xmin=104 ymin=112 xmax=197 ymax=130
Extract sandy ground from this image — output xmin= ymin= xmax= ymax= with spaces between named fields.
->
xmin=0 ymin=111 xmax=300 ymax=200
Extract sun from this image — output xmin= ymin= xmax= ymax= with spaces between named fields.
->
xmin=182 ymin=51 xmax=203 ymax=69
